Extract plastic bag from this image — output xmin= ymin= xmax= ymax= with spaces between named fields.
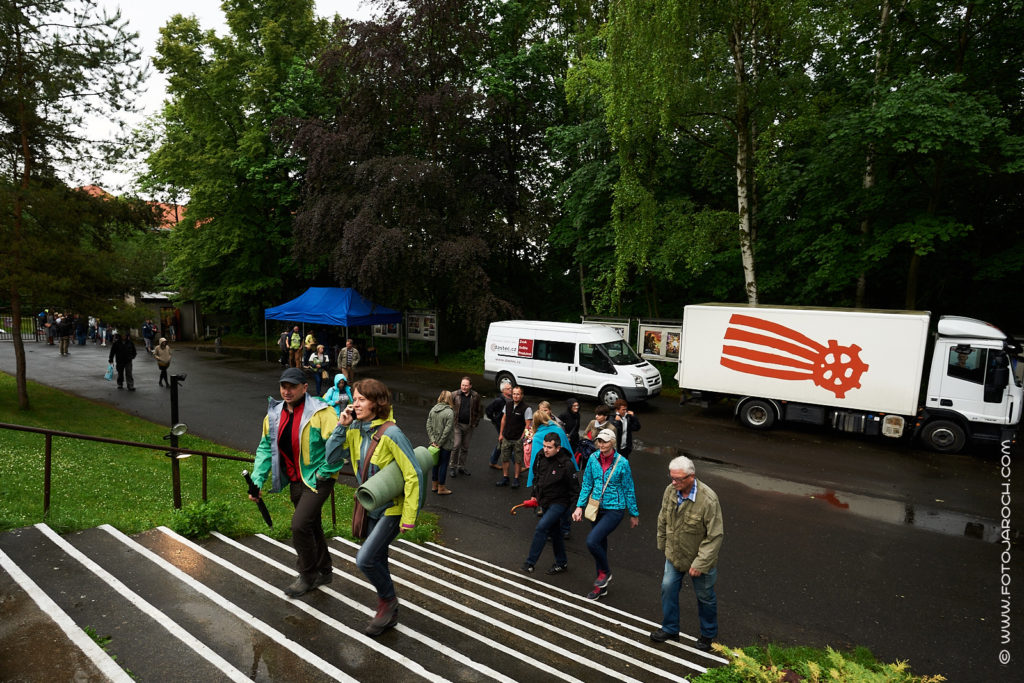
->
xmin=104 ymin=364 xmax=114 ymax=381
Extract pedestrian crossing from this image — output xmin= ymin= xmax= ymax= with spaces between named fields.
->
xmin=0 ymin=524 xmax=726 ymax=681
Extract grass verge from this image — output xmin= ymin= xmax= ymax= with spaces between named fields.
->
xmin=0 ymin=372 xmax=439 ymax=542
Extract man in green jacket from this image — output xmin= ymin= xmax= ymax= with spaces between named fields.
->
xmin=650 ymin=455 xmax=724 ymax=652
xmin=249 ymin=367 xmax=347 ymax=597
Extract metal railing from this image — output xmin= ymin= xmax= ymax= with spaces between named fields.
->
xmin=0 ymin=315 xmax=41 ymax=342
xmin=0 ymin=422 xmax=351 ymax=525
xmin=0 ymin=422 xmax=252 ymax=517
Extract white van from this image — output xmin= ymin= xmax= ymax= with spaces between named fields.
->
xmin=483 ymin=320 xmax=663 ymax=405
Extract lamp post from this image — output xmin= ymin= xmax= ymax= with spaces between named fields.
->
xmin=168 ymin=373 xmax=188 ymax=508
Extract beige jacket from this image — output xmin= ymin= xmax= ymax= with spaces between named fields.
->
xmin=656 ymin=481 xmax=723 ymax=574
xmin=152 ymin=344 xmax=172 ymax=367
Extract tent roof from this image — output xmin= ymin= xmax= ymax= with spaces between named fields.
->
xmin=265 ymin=287 xmax=401 ymax=327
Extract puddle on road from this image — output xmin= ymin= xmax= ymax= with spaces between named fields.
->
xmin=646 ymin=446 xmax=1010 ymax=544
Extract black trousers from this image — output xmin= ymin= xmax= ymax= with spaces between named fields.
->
xmin=288 ymin=478 xmax=335 ymax=579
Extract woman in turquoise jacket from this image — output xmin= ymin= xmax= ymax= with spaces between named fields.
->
xmin=322 ymin=373 xmax=353 ymax=416
xmin=571 ymin=427 xmax=639 ymax=601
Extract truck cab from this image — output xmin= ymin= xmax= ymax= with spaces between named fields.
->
xmin=920 ymin=316 xmax=1023 ymax=452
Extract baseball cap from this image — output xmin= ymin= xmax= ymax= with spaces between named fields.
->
xmin=596 ymin=428 xmax=617 ymax=444
xmin=280 ymin=368 xmax=307 ymax=385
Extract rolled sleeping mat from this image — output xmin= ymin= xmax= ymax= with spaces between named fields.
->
xmin=356 ymin=446 xmax=438 ymax=510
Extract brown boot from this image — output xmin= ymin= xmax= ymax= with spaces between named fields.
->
xmin=431 ymin=481 xmax=438 ymax=492
xmin=437 ymin=485 xmax=453 ymax=495
xmin=364 ymin=597 xmax=399 ymax=636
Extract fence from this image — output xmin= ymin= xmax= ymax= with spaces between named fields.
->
xmin=0 ymin=315 xmax=40 ymax=342
xmin=0 ymin=422 xmax=347 ymax=526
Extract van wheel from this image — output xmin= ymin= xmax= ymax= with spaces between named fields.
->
xmin=495 ymin=371 xmax=516 ymax=392
xmin=738 ymin=399 xmax=776 ymax=430
xmin=599 ymin=386 xmax=622 ymax=407
xmin=921 ymin=420 xmax=967 ymax=453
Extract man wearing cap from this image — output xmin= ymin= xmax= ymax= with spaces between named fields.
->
xmin=650 ymin=454 xmax=724 ymax=652
xmin=249 ymin=367 xmax=348 ymax=597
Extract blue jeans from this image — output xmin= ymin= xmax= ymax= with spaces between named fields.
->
xmin=356 ymin=514 xmax=401 ymax=600
xmin=432 ymin=448 xmax=451 ymax=484
xmin=527 ymin=503 xmax=568 ymax=566
xmin=660 ymin=559 xmax=717 ymax=639
xmin=585 ymin=508 xmax=624 ymax=575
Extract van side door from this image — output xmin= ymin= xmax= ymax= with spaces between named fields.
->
xmin=531 ymin=339 xmax=577 ymax=392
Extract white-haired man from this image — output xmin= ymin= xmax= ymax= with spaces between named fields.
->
xmin=650 ymin=455 xmax=723 ymax=652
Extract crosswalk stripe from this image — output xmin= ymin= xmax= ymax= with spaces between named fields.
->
xmin=100 ymin=525 xmax=358 ymax=682
xmin=0 ymin=546 xmax=133 ymax=683
xmin=333 ymin=536 xmax=674 ymax=682
xmin=213 ymin=531 xmax=516 ymax=683
xmin=36 ymin=524 xmax=252 ymax=682
xmin=407 ymin=539 xmax=727 ymax=666
xmin=153 ymin=526 xmax=445 ymax=682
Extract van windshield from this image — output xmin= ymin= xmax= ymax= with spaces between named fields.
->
xmin=597 ymin=340 xmax=642 ymax=366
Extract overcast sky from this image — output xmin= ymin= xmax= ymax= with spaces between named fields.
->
xmin=83 ymin=0 xmax=376 ymax=194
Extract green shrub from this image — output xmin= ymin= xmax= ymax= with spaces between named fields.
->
xmin=169 ymin=500 xmax=238 ymax=539
xmin=695 ymin=645 xmax=946 ymax=683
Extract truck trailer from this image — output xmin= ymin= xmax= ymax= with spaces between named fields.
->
xmin=677 ymin=304 xmax=1021 ymax=453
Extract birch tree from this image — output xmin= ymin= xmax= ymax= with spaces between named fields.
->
xmin=605 ymin=0 xmax=817 ymax=304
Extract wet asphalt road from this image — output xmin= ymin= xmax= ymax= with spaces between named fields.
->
xmin=2 ymin=338 xmax=1022 ymax=681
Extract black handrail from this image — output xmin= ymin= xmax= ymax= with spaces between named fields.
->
xmin=0 ymin=421 xmax=347 ymax=524
xmin=0 ymin=421 xmax=252 ymax=517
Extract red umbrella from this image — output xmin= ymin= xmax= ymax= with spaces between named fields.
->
xmin=510 ymin=499 xmax=540 ymax=515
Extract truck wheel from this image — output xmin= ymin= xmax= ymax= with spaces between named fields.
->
xmin=599 ymin=386 xmax=622 ymax=407
xmin=495 ymin=371 xmax=516 ymax=392
xmin=921 ymin=420 xmax=967 ymax=453
xmin=739 ymin=399 xmax=776 ymax=430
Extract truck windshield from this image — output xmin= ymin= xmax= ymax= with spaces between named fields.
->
xmin=597 ymin=340 xmax=642 ymax=366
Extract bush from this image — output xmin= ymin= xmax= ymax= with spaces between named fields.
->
xmin=169 ymin=500 xmax=238 ymax=539
xmin=695 ymin=645 xmax=946 ymax=683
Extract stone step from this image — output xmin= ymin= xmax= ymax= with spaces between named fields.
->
xmin=1 ymin=524 xmax=726 ymax=681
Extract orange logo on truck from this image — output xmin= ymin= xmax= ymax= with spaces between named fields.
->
xmin=720 ymin=314 xmax=869 ymax=398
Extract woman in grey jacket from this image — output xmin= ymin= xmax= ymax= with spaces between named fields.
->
xmin=426 ymin=390 xmax=455 ymax=495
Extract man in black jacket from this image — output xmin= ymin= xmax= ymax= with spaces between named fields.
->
xmin=108 ymin=332 xmax=138 ymax=390
xmin=521 ymin=432 xmax=580 ymax=575
xmin=612 ymin=399 xmax=641 ymax=458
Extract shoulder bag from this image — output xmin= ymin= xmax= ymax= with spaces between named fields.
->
xmin=351 ymin=420 xmax=395 ymax=539
xmin=584 ymin=456 xmax=620 ymax=522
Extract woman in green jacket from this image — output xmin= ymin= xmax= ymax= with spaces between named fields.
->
xmin=338 ymin=378 xmax=425 ymax=636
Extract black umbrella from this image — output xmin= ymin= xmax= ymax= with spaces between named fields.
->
xmin=242 ymin=470 xmax=273 ymax=527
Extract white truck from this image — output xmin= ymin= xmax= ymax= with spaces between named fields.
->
xmin=677 ymin=304 xmax=1021 ymax=453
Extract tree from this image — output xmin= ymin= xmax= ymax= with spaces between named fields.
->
xmin=290 ymin=0 xmax=510 ymax=336
xmin=143 ymin=0 xmax=331 ymax=329
xmin=0 ymin=0 xmax=147 ymax=408
xmin=604 ymin=0 xmax=819 ymax=305
xmin=755 ymin=0 xmax=1024 ymax=317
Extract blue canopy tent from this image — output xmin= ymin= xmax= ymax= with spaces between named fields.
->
xmin=264 ymin=287 xmax=402 ymax=363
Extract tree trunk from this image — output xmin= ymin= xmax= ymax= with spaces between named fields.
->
xmin=730 ymin=25 xmax=758 ymax=305
xmin=13 ymin=31 xmax=30 ymax=409
xmin=579 ymin=262 xmax=588 ymax=316
xmin=857 ymin=0 xmax=895 ymax=308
